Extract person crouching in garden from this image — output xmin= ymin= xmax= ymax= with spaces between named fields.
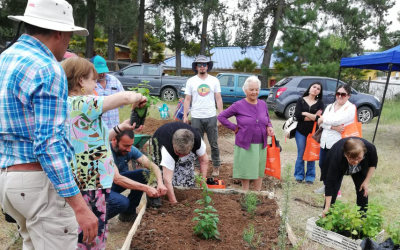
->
xmin=322 ymin=138 xmax=377 ymax=216
xmin=293 ymin=82 xmax=324 ymax=184
xmin=217 ymin=76 xmax=274 ymax=191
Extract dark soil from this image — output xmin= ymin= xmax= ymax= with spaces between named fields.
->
xmin=131 ymin=189 xmax=281 ymax=250
xmin=140 ymin=118 xmax=234 ymax=137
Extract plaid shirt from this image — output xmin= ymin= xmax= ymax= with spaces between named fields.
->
xmin=0 ymin=34 xmax=79 ymax=198
xmin=94 ymin=74 xmax=125 ymax=129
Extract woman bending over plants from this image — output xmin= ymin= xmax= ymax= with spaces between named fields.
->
xmin=322 ymin=138 xmax=377 ymax=217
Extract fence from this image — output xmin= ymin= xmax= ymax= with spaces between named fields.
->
xmin=344 ymin=77 xmax=400 ymax=100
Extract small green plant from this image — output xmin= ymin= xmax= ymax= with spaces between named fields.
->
xmin=128 ymin=80 xmax=161 ymax=117
xmin=243 ymin=223 xmax=262 ymax=249
xmin=386 ymin=219 xmax=400 ymax=246
xmin=192 ymin=174 xmax=220 ymax=240
xmin=316 ymin=201 xmax=384 ymax=239
xmin=241 ymin=192 xmax=258 ymax=218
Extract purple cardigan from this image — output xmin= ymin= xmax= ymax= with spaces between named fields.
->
xmin=217 ymin=99 xmax=272 ymax=150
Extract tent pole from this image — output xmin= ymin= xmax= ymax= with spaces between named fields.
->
xmin=372 ymin=63 xmax=393 ymax=144
xmin=334 ymin=67 xmax=343 ymax=102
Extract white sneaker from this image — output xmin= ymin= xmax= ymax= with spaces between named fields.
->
xmin=211 ymin=167 xmax=219 ymax=177
xmin=314 ymin=185 xmax=325 ymax=194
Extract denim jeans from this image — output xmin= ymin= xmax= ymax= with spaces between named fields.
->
xmin=294 ymin=131 xmax=315 ymax=182
xmin=107 ymin=169 xmax=148 ymax=220
xmin=191 ymin=116 xmax=220 ymax=168
xmin=319 ymin=147 xmax=330 ymax=184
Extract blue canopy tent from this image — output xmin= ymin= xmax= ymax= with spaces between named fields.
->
xmin=338 ymin=44 xmax=400 ymax=143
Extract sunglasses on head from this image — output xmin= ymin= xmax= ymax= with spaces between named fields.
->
xmin=336 ymin=92 xmax=348 ymax=97
xmin=196 ymin=63 xmax=207 ymax=67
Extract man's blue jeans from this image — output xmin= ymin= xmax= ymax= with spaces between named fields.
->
xmin=294 ymin=131 xmax=315 ymax=182
xmin=107 ymin=169 xmax=148 ymax=220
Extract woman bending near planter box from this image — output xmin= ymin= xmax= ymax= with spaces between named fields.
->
xmin=322 ymin=137 xmax=377 ymax=216
xmin=293 ymin=82 xmax=324 ymax=184
xmin=218 ymin=76 xmax=274 ymax=191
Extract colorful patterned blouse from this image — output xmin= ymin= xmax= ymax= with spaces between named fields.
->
xmin=67 ymin=95 xmax=115 ymax=190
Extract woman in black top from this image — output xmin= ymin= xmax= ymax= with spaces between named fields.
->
xmin=294 ymin=82 xmax=324 ymax=184
xmin=322 ymin=138 xmax=377 ymax=216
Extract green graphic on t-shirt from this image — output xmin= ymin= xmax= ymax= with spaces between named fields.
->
xmin=197 ymin=84 xmax=210 ymax=97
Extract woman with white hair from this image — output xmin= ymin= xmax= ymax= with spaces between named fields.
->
xmin=218 ymin=76 xmax=274 ymax=191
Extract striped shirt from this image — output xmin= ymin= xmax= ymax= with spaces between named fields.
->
xmin=94 ymin=74 xmax=124 ymax=129
xmin=0 ymin=34 xmax=79 ymax=198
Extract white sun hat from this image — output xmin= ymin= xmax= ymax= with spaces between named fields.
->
xmin=8 ymin=0 xmax=88 ymax=36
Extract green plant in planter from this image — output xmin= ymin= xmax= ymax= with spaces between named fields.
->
xmin=128 ymin=80 xmax=161 ymax=128
xmin=386 ymin=219 xmax=400 ymax=246
xmin=192 ymin=174 xmax=220 ymax=240
xmin=241 ymin=192 xmax=258 ymax=218
xmin=316 ymin=201 xmax=384 ymax=240
xmin=243 ymin=223 xmax=262 ymax=249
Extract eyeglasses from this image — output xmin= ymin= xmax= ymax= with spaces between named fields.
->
xmin=196 ymin=63 xmax=207 ymax=67
xmin=336 ymin=92 xmax=348 ymax=98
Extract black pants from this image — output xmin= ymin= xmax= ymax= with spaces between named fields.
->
xmin=327 ymin=171 xmax=368 ymax=212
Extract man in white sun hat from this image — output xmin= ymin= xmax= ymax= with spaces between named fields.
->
xmin=0 ymin=0 xmax=98 ymax=249
xmin=183 ymin=55 xmax=223 ymax=177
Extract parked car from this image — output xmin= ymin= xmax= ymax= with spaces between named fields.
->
xmin=111 ymin=63 xmax=188 ymax=101
xmin=266 ymin=76 xmax=381 ymax=123
xmin=179 ymin=73 xmax=270 ymax=103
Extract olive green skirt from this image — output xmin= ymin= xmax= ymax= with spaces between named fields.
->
xmin=233 ymin=144 xmax=266 ymax=179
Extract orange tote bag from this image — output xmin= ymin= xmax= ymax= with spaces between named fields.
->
xmin=303 ymin=122 xmax=320 ymax=161
xmin=265 ymin=136 xmax=281 ymax=180
xmin=342 ymin=106 xmax=362 ymax=138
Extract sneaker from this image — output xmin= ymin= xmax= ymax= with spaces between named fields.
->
xmin=314 ymin=185 xmax=325 ymax=194
xmin=118 ymin=212 xmax=138 ymax=222
xmin=295 ymin=179 xmax=302 ymax=184
xmin=337 ymin=190 xmax=342 ymax=198
xmin=147 ymin=196 xmax=162 ymax=208
xmin=306 ymin=181 xmax=313 ymax=185
xmin=211 ymin=167 xmax=219 ymax=177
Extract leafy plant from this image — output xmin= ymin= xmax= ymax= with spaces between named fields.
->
xmin=243 ymin=223 xmax=262 ymax=249
xmin=241 ymin=192 xmax=258 ymax=218
xmin=128 ymin=80 xmax=161 ymax=117
xmin=386 ymin=219 xmax=400 ymax=246
xmin=192 ymin=174 xmax=220 ymax=240
xmin=316 ymin=201 xmax=384 ymax=240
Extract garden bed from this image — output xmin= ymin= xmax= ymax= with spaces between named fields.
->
xmin=130 ymin=188 xmax=281 ymax=250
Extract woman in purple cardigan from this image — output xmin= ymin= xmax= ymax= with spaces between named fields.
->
xmin=218 ymin=76 xmax=274 ymax=191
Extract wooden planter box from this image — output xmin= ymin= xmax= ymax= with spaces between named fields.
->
xmin=305 ymin=217 xmax=385 ymax=250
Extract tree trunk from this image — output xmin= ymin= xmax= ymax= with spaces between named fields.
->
xmin=260 ymin=0 xmax=285 ymax=88
xmin=137 ymin=0 xmax=145 ymax=63
xmin=174 ymin=5 xmax=182 ymax=76
xmin=85 ymin=0 xmax=96 ymax=58
xmin=199 ymin=0 xmax=209 ymax=55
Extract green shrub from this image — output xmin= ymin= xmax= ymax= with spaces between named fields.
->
xmin=243 ymin=224 xmax=262 ymax=249
xmin=241 ymin=192 xmax=258 ymax=218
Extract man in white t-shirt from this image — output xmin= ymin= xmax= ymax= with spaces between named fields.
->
xmin=183 ymin=55 xmax=223 ymax=177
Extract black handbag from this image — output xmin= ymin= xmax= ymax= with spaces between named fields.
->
xmin=312 ymin=127 xmax=323 ymax=143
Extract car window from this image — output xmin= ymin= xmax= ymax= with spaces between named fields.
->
xmin=143 ymin=65 xmax=159 ymax=76
xmin=122 ymin=65 xmax=141 ymax=75
xmin=238 ymin=76 xmax=247 ymax=87
xmin=219 ymin=75 xmax=235 ymax=87
xmin=325 ymin=79 xmax=338 ymax=92
xmin=298 ymin=79 xmax=322 ymax=90
xmin=274 ymin=77 xmax=292 ymax=87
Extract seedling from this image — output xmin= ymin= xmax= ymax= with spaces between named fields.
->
xmin=386 ymin=219 xmax=400 ymax=246
xmin=192 ymin=174 xmax=220 ymax=240
xmin=128 ymin=80 xmax=161 ymax=128
xmin=241 ymin=192 xmax=258 ymax=218
xmin=243 ymin=223 xmax=262 ymax=249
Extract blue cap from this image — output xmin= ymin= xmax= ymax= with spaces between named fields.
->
xmin=90 ymin=55 xmax=109 ymax=74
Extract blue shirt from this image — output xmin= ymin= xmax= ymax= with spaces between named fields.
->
xmin=94 ymin=74 xmax=124 ymax=129
xmin=111 ymin=143 xmax=143 ymax=173
xmin=0 ymin=34 xmax=78 ymax=197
